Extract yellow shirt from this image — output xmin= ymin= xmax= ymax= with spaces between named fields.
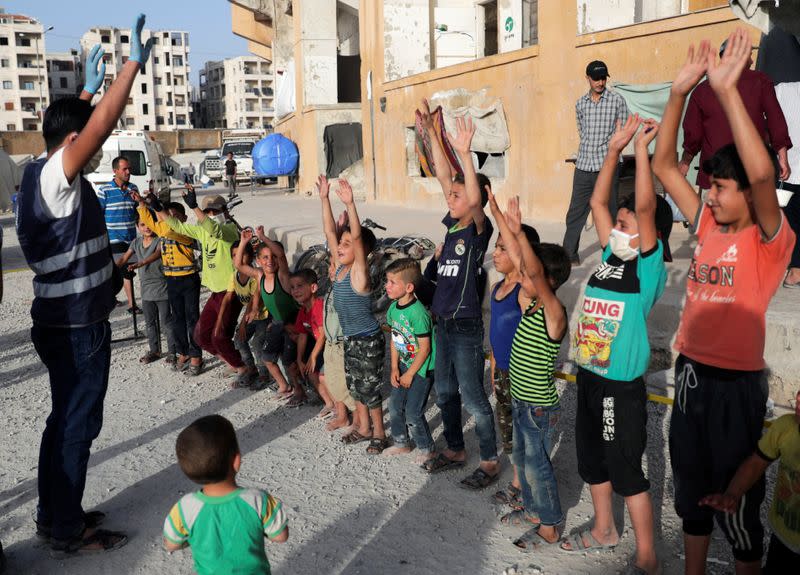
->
xmin=229 ymin=273 xmax=268 ymax=320
xmin=758 ymin=414 xmax=800 ymax=553
xmin=137 ymin=207 xmax=196 ymax=277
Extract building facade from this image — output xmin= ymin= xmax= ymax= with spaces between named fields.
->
xmin=80 ymin=26 xmax=192 ymax=130
xmin=0 ymin=10 xmax=49 ymax=132
xmin=47 ymin=50 xmax=82 ymax=102
xmin=197 ymin=56 xmax=274 ymax=130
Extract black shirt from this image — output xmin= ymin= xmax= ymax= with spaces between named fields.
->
xmin=225 ymin=159 xmax=237 ymax=176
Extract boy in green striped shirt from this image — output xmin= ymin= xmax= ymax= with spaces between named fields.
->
xmin=163 ymin=415 xmax=288 ymax=574
xmin=488 ymin=193 xmax=571 ymax=552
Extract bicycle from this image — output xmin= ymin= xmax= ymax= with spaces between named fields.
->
xmin=294 ymin=218 xmax=436 ymax=313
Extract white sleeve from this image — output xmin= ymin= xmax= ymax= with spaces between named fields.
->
xmin=39 ymin=148 xmax=82 ymax=219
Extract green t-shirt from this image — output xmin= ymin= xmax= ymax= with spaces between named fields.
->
xmin=163 ymin=488 xmax=287 ymax=575
xmin=386 ymin=298 xmax=435 ymax=377
xmin=758 ymin=413 xmax=800 ymax=553
xmin=574 ymin=241 xmax=666 ymax=381
xmin=166 ymin=216 xmax=238 ymax=293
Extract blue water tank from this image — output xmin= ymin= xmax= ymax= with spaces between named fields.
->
xmin=252 ymin=134 xmax=299 ymax=176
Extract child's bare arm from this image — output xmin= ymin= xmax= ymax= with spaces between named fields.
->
xmin=318 ymin=175 xmax=340 ymax=268
xmin=633 ymin=119 xmax=660 ymax=253
xmin=700 ymin=452 xmax=771 ymax=513
xmin=389 ymin=343 xmax=401 ymax=388
xmin=130 ymin=248 xmax=161 ymax=270
xmin=336 ymin=180 xmax=371 ymax=294
xmin=419 ymin=99 xmax=453 ymax=197
xmin=234 ymin=229 xmax=261 ymax=280
xmin=487 ymin=190 xmax=524 ymax=273
xmin=116 ymin=248 xmax=134 ymax=268
xmin=591 ymin=115 xmax=642 ymax=247
xmin=163 ymin=538 xmax=187 ymax=552
xmin=652 ymin=42 xmax=711 ymax=226
xmin=271 ymin=526 xmax=289 ymax=543
xmin=708 ymin=29 xmax=781 ymax=238
xmin=447 ymin=116 xmax=486 ymax=233
xmin=399 ymin=336 xmax=431 ymax=388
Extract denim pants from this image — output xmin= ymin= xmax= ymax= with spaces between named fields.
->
xmin=434 ymin=317 xmax=498 ymax=461
xmin=389 ymin=365 xmax=434 ymax=453
xmin=512 ymin=398 xmax=564 ymax=526
xmin=31 ymin=320 xmax=112 ymax=541
xmin=234 ymin=318 xmax=269 ymax=375
xmin=166 ymin=274 xmax=201 ymax=358
xmin=142 ymin=299 xmax=176 ymax=355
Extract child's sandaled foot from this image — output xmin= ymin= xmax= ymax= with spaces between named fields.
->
xmin=513 ymin=526 xmax=559 ymax=552
xmin=139 ymin=351 xmax=161 ymax=364
xmin=164 ymin=353 xmax=177 ymax=365
xmin=326 ymin=418 xmax=350 ymax=432
xmin=366 ymin=437 xmax=390 ymax=455
xmin=415 ymin=452 xmax=437 ymax=465
xmin=493 ymin=483 xmax=524 ymax=509
xmin=315 ymin=406 xmax=335 ymax=420
xmin=188 ymin=362 xmax=203 ymax=376
xmin=341 ymin=429 xmax=371 ymax=445
xmin=50 ymin=529 xmax=128 ymax=557
xmin=500 ymin=509 xmax=540 ymax=528
xmin=285 ymin=396 xmax=307 ymax=408
xmin=421 ymin=453 xmax=465 ymax=474
xmin=559 ymin=529 xmax=618 ymax=553
xmin=383 ymin=445 xmax=412 ymax=456
xmin=460 ymin=467 xmax=500 ymax=490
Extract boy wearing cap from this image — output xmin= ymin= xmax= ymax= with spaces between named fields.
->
xmin=157 ymin=186 xmax=246 ymax=379
xmin=563 ymin=60 xmax=630 ymax=265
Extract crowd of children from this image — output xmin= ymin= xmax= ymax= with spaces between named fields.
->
xmin=14 ymin=14 xmax=799 ymax=573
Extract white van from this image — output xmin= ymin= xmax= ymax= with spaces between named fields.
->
xmin=86 ymin=130 xmax=174 ymax=202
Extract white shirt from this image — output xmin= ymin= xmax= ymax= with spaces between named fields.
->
xmin=39 ymin=148 xmax=82 ymax=219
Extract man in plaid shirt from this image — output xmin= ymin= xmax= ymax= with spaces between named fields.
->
xmin=563 ymin=60 xmax=629 ymax=265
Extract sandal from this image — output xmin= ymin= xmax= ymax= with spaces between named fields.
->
xmin=513 ymin=526 xmax=560 ymax=552
xmin=559 ymin=529 xmax=618 ymax=553
xmin=139 ymin=352 xmax=161 ymax=364
xmin=36 ymin=510 xmax=106 ymax=540
xmin=460 ymin=468 xmax=500 ymax=490
xmin=285 ymin=396 xmax=307 ymax=408
xmin=366 ymin=438 xmax=390 ymax=455
xmin=341 ymin=430 xmax=371 ymax=445
xmin=188 ymin=362 xmax=203 ymax=377
xmin=421 ymin=453 xmax=466 ymax=474
xmin=230 ymin=372 xmax=254 ymax=389
xmin=500 ymin=509 xmax=540 ymax=528
xmin=164 ymin=353 xmax=177 ymax=365
xmin=493 ymin=483 xmax=524 ymax=509
xmin=50 ymin=529 xmax=128 ymax=557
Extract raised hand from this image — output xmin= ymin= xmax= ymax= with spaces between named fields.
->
xmin=255 ymin=225 xmax=267 ymax=241
xmin=316 ymin=174 xmax=330 ymax=199
xmin=182 ymin=187 xmax=198 ymax=210
xmin=336 ymin=179 xmax=354 ymax=206
xmin=129 ymin=189 xmax=143 ymax=204
xmin=671 ymin=41 xmax=712 ymax=97
xmin=83 ymin=44 xmax=106 ymax=95
xmin=608 ymin=114 xmax=642 ymax=153
xmin=447 ymin=116 xmax=476 ymax=155
xmin=506 ymin=196 xmax=522 ymax=236
xmin=129 ymin=14 xmax=155 ymax=69
xmin=419 ymin=99 xmax=434 ymax=131
xmin=634 ymin=118 xmax=660 ymax=148
xmin=241 ymin=228 xmax=254 ymax=243
xmin=707 ymin=28 xmax=751 ymax=96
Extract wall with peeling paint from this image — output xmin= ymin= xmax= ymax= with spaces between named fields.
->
xmin=384 ymin=0 xmax=432 ymax=81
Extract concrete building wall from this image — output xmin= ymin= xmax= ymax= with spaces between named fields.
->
xmin=46 ymin=50 xmax=81 ymax=101
xmin=0 ymin=11 xmax=49 ymax=132
xmin=79 ymin=27 xmax=192 ymax=131
xmin=198 ymin=56 xmax=274 ymax=130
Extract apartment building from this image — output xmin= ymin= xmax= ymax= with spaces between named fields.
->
xmin=80 ymin=26 xmax=192 ymax=130
xmin=47 ymin=49 xmax=82 ymax=102
xmin=197 ymin=56 xmax=274 ymax=130
xmin=0 ymin=10 xmax=49 ymax=132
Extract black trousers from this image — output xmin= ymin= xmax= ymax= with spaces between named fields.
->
xmin=563 ymin=166 xmax=619 ymax=260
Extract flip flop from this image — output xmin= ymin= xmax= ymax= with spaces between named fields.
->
xmin=366 ymin=437 xmax=390 ymax=455
xmin=493 ymin=484 xmax=524 ymax=510
xmin=341 ymin=430 xmax=371 ymax=445
xmin=559 ymin=529 xmax=618 ymax=553
xmin=460 ymin=468 xmax=500 ymax=490
xmin=513 ymin=526 xmax=560 ymax=553
xmin=285 ymin=396 xmax=307 ymax=408
xmin=421 ymin=453 xmax=466 ymax=474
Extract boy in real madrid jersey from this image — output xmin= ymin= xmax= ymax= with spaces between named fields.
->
xmin=562 ymin=115 xmax=666 ymax=575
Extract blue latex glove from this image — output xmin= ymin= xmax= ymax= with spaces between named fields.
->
xmin=129 ymin=13 xmax=154 ymax=69
xmin=84 ymin=44 xmax=105 ymax=95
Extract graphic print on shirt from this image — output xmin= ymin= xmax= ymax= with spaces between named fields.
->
xmin=686 ymin=239 xmax=737 ymax=304
xmin=391 ymin=325 xmax=417 ymax=365
xmin=575 ymin=296 xmax=625 ymax=369
xmin=438 ymin=238 xmax=466 ymax=278
xmin=205 ymin=244 xmax=218 ymax=269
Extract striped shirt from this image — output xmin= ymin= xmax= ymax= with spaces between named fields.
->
xmin=575 ymin=88 xmax=629 ymax=172
xmin=509 ymin=301 xmax=565 ymax=405
xmin=96 ymin=179 xmax=138 ymax=244
xmin=332 ymin=265 xmax=379 ymax=337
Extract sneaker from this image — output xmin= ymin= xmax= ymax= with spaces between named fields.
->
xmin=164 ymin=353 xmax=177 ymax=365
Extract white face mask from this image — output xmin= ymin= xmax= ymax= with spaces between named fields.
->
xmin=82 ymin=148 xmax=104 ymax=175
xmin=212 ymin=213 xmax=227 ymax=225
xmin=609 ymin=229 xmax=639 ymax=261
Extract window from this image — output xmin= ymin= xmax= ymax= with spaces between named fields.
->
xmin=143 ymin=125 xmax=150 ymax=130
xmin=127 ymin=97 xmax=133 ymax=105
xmin=6 ymin=124 xmax=15 ymax=130
xmin=156 ymin=116 xmax=164 ymax=125
xmin=165 ymin=53 xmax=170 ymax=66
xmin=18 ymin=38 xmax=31 ymax=47
xmin=142 ymin=103 xmax=149 ymax=114
xmin=22 ymin=81 xmax=34 ymax=90
xmin=121 ymin=35 xmax=129 ymax=43
xmin=4 ymin=102 xmax=13 ymax=110
xmin=0 ymin=59 xmax=8 ymax=67
xmin=26 ymin=123 xmax=37 ymax=130
xmin=119 ymin=150 xmax=147 ymax=175
xmin=60 ymin=77 xmax=67 ymax=88
xmin=141 ymin=83 xmax=147 ymax=94
xmin=176 ymin=114 xmax=186 ymax=125
xmin=2 ymin=81 xmax=11 ymax=89
xmin=173 ymin=56 xmax=183 ymax=67
xmin=125 ymin=117 xmax=135 ymax=125
xmin=0 ymin=37 xmax=7 ymax=45
xmin=155 ymin=77 xmax=162 ymax=85
xmin=153 ymin=56 xmax=159 ymax=65
xmin=101 ymin=35 xmax=110 ymax=43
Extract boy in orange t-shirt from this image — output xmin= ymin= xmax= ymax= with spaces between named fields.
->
xmin=652 ymin=31 xmax=795 ymax=574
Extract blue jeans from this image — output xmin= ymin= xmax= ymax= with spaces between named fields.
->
xmin=434 ymin=317 xmax=498 ymax=461
xmin=512 ymin=398 xmax=563 ymax=526
xmin=31 ymin=320 xmax=112 ymax=541
xmin=388 ymin=365 xmax=434 ymax=453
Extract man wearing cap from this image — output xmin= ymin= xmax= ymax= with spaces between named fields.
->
xmin=680 ymin=40 xmax=792 ymax=190
xmin=159 ymin=185 xmax=247 ymax=378
xmin=563 ymin=60 xmax=630 ymax=265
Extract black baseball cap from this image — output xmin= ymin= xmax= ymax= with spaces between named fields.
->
xmin=586 ymin=60 xmax=609 ymax=80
